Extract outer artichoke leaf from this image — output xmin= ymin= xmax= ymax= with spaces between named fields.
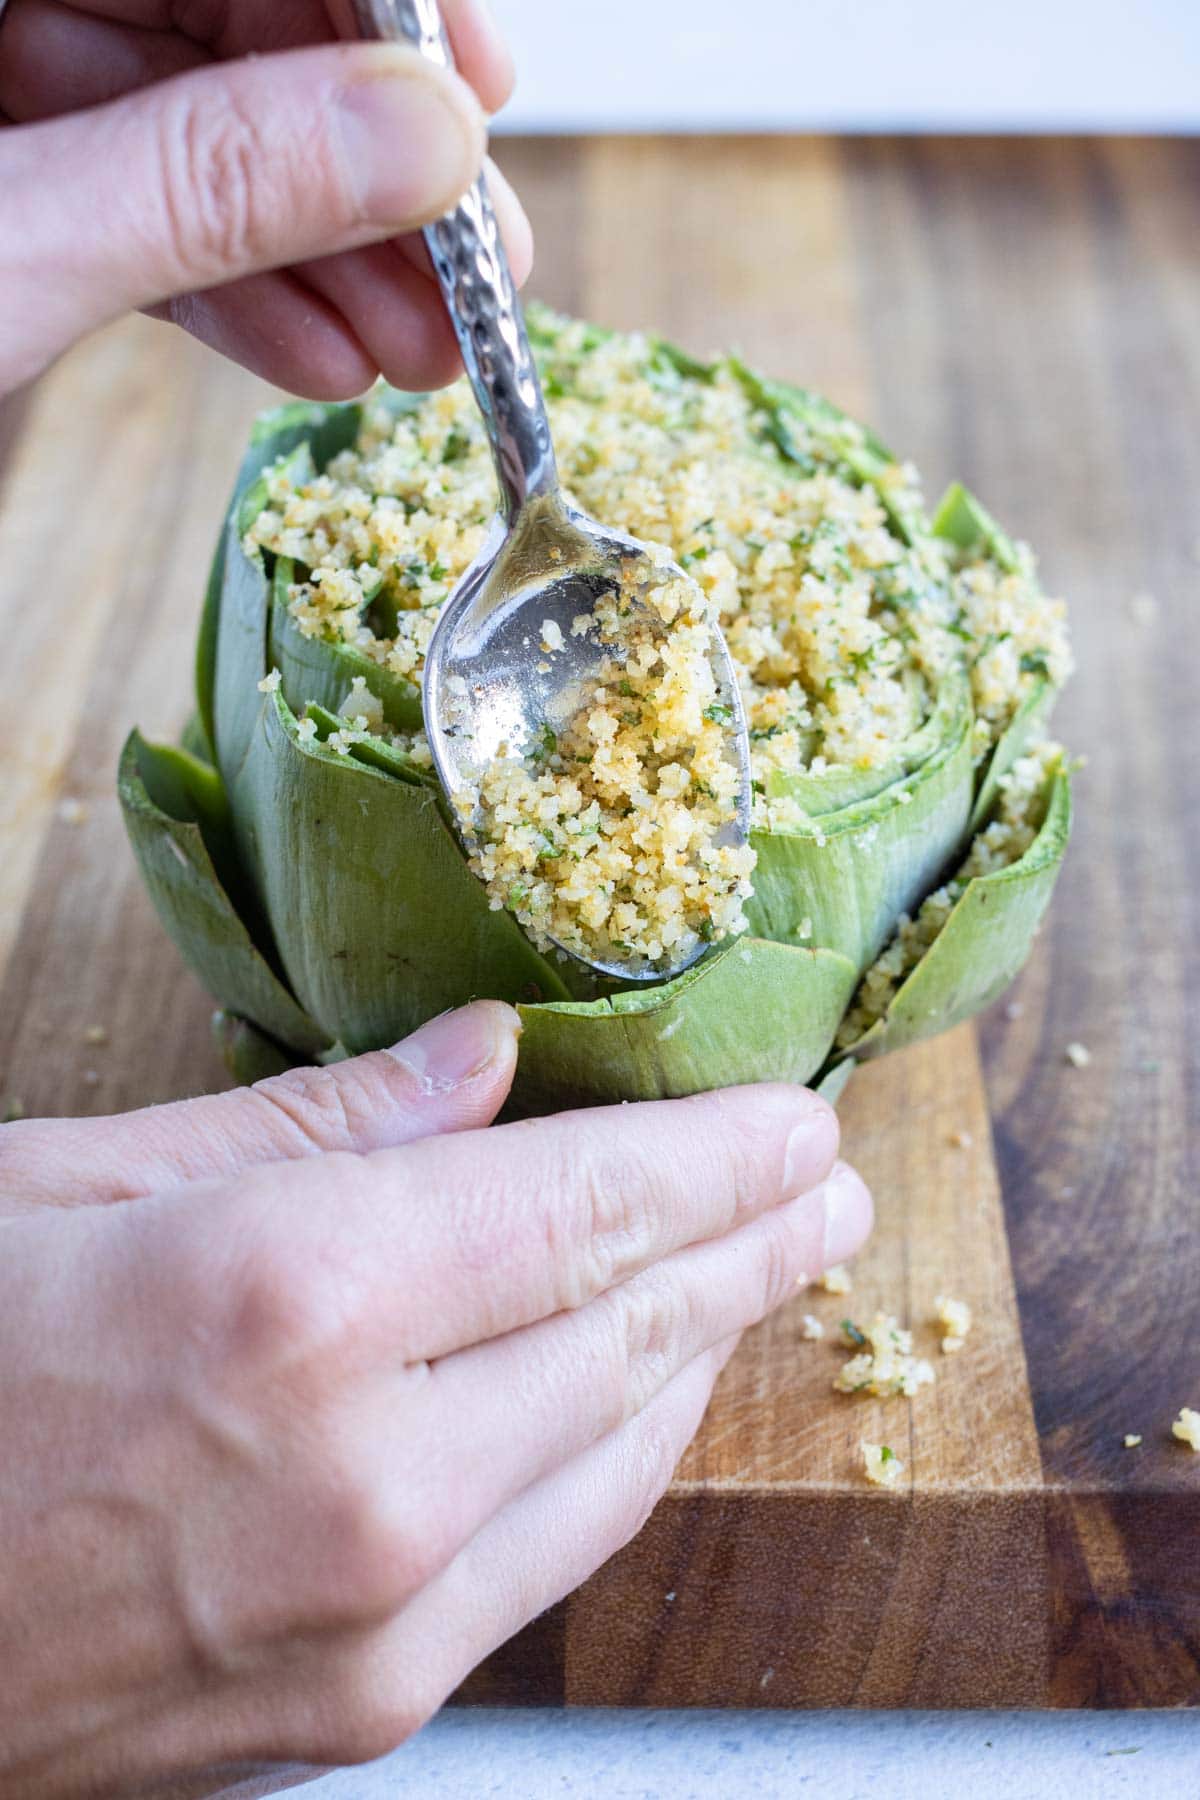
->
xmin=649 ymin=335 xmax=717 ymax=383
xmin=179 ymin=711 xmax=214 ymax=764
xmin=119 ymin=732 xmax=330 ymax=1057
xmin=212 ymin=1011 xmax=299 ymax=1085
xmin=513 ymin=937 xmax=858 ymax=1113
xmin=726 ymin=357 xmax=926 ymax=543
xmin=269 ymin=559 xmax=424 ymax=732
xmin=969 ymin=677 xmax=1055 ymax=836
xmin=746 ymin=679 xmax=975 ymax=972
xmin=931 ymin=480 xmax=1020 ymax=575
xmin=236 ymin=443 xmax=315 ymax=538
xmin=765 ymin=674 xmax=957 ymax=817
xmin=230 ymin=692 xmax=571 ymax=1053
xmin=303 ymin=702 xmax=439 ymax=790
xmin=211 ymin=403 xmax=362 ymax=789
xmin=727 ymin=356 xmax=895 ymax=465
xmin=843 ymin=766 xmax=1072 ymax=1063
xmin=815 ymin=1057 xmax=856 ymax=1108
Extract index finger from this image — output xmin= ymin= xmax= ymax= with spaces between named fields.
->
xmin=204 ymin=1082 xmax=842 ymax=1362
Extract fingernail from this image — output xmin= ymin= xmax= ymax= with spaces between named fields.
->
xmin=389 ymin=1002 xmax=519 ymax=1091
xmin=782 ymin=1096 xmax=840 ymax=1197
xmin=821 ymin=1161 xmax=873 ymax=1269
xmin=336 ymin=55 xmax=484 ymax=227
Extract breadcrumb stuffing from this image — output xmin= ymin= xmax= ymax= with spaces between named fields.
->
xmin=800 ymin=1314 xmax=825 ymax=1340
xmin=821 ymin=1263 xmax=853 ymax=1295
xmin=835 ymin=1313 xmax=935 ymax=1398
xmin=934 ymin=1294 xmax=972 ymax=1355
xmin=1172 ymin=1408 xmax=1200 ymax=1451
xmin=861 ymin=1441 xmax=904 ymax=1488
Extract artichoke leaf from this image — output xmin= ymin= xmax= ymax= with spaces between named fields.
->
xmin=269 ymin=559 xmax=424 ymax=732
xmin=814 ymin=1057 xmax=856 ymax=1108
xmin=119 ymin=732 xmax=330 ymax=1057
xmin=179 ymin=711 xmax=214 ymax=765
xmin=212 ymin=1011 xmax=299 ymax=1085
xmin=513 ymin=936 xmax=858 ymax=1114
xmin=726 ymin=358 xmax=925 ymax=544
xmin=746 ymin=677 xmax=975 ymax=972
xmin=766 ymin=672 xmax=960 ymax=818
xmin=229 ymin=691 xmax=571 ymax=1053
xmin=969 ymin=677 xmax=1055 ymax=836
xmin=931 ymin=480 xmax=1020 ymax=575
xmin=840 ymin=766 xmax=1072 ymax=1064
xmin=303 ymin=702 xmax=439 ymax=789
xmin=210 ymin=403 xmax=363 ymax=790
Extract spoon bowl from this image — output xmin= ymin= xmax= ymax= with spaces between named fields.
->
xmin=423 ymin=497 xmax=753 ymax=982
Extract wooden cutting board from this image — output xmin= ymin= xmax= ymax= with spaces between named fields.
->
xmin=0 ymin=137 xmax=1196 ymax=1711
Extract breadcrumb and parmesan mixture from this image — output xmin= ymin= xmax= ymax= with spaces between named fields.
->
xmin=244 ymin=312 xmax=1071 ymax=973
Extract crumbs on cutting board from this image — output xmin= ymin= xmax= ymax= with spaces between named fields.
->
xmin=1173 ymin=1409 xmax=1200 ymax=1451
xmin=861 ymin=1442 xmax=903 ymax=1488
xmin=799 ymin=1273 xmax=975 ymax=1485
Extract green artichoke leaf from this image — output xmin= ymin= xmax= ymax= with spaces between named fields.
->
xmin=513 ymin=936 xmax=858 ymax=1113
xmin=840 ymin=764 xmax=1072 ymax=1063
xmin=303 ymin=702 xmax=439 ymax=789
xmin=180 ymin=711 xmax=215 ymax=765
xmin=229 ymin=690 xmax=571 ymax=1053
xmin=212 ymin=1011 xmax=298 ymax=1084
xmin=746 ymin=676 xmax=975 ymax=972
xmin=648 ymin=335 xmax=717 ymax=383
xmin=119 ymin=732 xmax=330 ymax=1057
xmin=210 ymin=402 xmax=363 ymax=789
xmin=931 ymin=480 xmax=1021 ymax=575
xmin=814 ymin=1057 xmax=856 ymax=1108
xmin=968 ymin=676 xmax=1055 ymax=836
xmin=269 ymin=558 xmax=424 ymax=732
xmin=726 ymin=357 xmax=926 ymax=544
xmin=765 ymin=672 xmax=957 ymax=817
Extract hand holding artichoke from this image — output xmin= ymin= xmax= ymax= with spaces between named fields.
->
xmin=121 ymin=309 xmax=1072 ymax=1113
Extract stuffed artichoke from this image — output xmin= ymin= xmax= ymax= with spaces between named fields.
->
xmin=120 ymin=308 xmax=1072 ymax=1113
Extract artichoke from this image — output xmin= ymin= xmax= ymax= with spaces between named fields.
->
xmin=120 ymin=310 xmax=1072 ymax=1114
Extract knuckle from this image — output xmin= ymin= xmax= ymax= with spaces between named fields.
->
xmin=251 ymin=1063 xmax=370 ymax=1157
xmin=607 ymin=1270 xmax=695 ymax=1418
xmin=311 ymin=1461 xmax=455 ymax=1623
xmin=755 ymin=1212 xmax=800 ymax=1319
xmin=155 ymin=85 xmax=284 ymax=284
xmin=567 ymin=1136 xmax=681 ymax=1305
xmin=212 ymin=1173 xmax=372 ymax=1393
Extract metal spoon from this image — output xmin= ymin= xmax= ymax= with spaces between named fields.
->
xmin=352 ymin=0 xmax=753 ymax=982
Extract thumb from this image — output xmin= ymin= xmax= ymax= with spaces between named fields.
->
xmin=0 ymin=42 xmax=486 ymax=386
xmin=1 ymin=1003 xmax=521 ymax=1212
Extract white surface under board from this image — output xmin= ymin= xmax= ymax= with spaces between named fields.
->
xmin=296 ymin=1706 xmax=1196 ymax=1798
xmin=489 ymin=0 xmax=1200 ymax=134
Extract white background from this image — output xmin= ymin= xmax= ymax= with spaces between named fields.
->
xmin=491 ymin=0 xmax=1200 ymax=134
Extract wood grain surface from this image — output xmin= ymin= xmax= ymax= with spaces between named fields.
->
xmin=0 ymin=136 xmax=1196 ymax=1710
